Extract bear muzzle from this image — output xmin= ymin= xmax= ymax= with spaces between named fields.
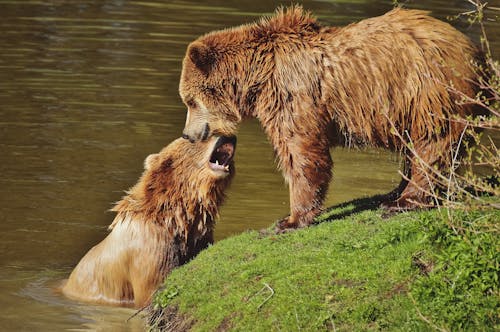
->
xmin=182 ymin=123 xmax=210 ymax=143
xmin=209 ymin=136 xmax=236 ymax=174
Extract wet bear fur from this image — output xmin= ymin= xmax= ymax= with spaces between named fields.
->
xmin=179 ymin=6 xmax=485 ymax=230
xmin=62 ymin=137 xmax=234 ymax=307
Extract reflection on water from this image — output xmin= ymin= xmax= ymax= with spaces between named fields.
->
xmin=0 ymin=0 xmax=498 ymax=330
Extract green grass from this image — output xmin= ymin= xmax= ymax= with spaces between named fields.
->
xmin=412 ymin=208 xmax=499 ymax=331
xmin=149 ymin=198 xmax=499 ymax=331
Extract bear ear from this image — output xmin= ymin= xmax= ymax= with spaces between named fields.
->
xmin=144 ymin=153 xmax=159 ymax=170
xmin=188 ymin=41 xmax=217 ymax=76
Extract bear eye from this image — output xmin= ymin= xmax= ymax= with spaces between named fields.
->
xmin=186 ymin=99 xmax=197 ymax=109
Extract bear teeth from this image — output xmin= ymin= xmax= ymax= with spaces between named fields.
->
xmin=209 ymin=159 xmax=229 ymax=172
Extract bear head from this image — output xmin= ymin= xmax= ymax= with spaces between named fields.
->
xmin=178 ymin=6 xmax=319 ymax=143
xmin=112 ymin=135 xmax=236 ymax=229
xmin=179 ymin=37 xmax=247 ymax=142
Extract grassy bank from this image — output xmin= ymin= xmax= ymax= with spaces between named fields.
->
xmin=148 ymin=197 xmax=499 ymax=331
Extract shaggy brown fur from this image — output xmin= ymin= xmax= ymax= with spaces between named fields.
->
xmin=62 ymin=136 xmax=235 ymax=307
xmin=179 ymin=6 xmax=485 ymax=230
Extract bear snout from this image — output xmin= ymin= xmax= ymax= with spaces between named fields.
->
xmin=182 ymin=133 xmax=195 ymax=143
xmin=182 ymin=123 xmax=210 ymax=143
xmin=201 ymin=123 xmax=210 ymax=141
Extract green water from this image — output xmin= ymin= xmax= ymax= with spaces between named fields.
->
xmin=0 ymin=0 xmax=498 ymax=330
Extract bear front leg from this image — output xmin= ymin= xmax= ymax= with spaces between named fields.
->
xmin=276 ymin=135 xmax=332 ymax=231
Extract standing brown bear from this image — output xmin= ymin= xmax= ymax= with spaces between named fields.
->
xmin=62 ymin=135 xmax=236 ymax=307
xmin=179 ymin=6 xmax=484 ymax=231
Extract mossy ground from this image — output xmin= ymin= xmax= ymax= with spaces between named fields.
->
xmin=149 ymin=196 xmax=499 ymax=331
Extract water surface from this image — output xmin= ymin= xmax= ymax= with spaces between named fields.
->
xmin=0 ymin=0 xmax=498 ymax=330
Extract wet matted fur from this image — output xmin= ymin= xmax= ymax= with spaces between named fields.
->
xmin=179 ymin=6 xmax=486 ymax=230
xmin=62 ymin=136 xmax=235 ymax=307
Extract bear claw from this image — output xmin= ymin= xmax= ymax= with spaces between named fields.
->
xmin=274 ymin=217 xmax=303 ymax=234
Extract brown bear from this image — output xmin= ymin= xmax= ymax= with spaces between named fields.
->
xmin=179 ymin=6 xmax=485 ymax=230
xmin=61 ymin=135 xmax=236 ymax=307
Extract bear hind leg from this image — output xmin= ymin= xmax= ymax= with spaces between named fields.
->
xmin=382 ymin=136 xmax=457 ymax=211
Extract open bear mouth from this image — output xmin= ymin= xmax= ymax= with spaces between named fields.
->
xmin=209 ymin=136 xmax=236 ymax=172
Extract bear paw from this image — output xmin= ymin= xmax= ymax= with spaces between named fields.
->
xmin=380 ymin=196 xmax=430 ymax=215
xmin=274 ymin=216 xmax=304 ymax=234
